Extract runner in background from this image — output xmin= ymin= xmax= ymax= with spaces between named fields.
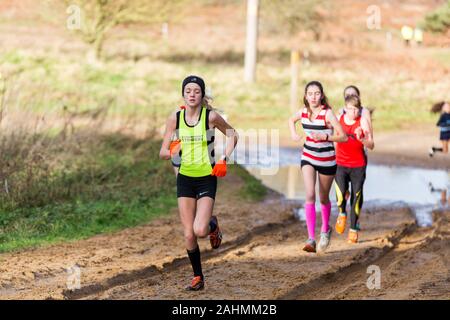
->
xmin=289 ymin=81 xmax=347 ymax=253
xmin=335 ymin=95 xmax=374 ymax=244
xmin=340 ymin=85 xmax=374 ymax=215
xmin=429 ymin=101 xmax=450 ymax=157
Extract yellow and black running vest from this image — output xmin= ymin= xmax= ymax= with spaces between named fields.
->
xmin=176 ymin=107 xmax=215 ymax=177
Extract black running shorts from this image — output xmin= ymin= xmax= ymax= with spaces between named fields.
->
xmin=440 ymin=130 xmax=450 ymax=141
xmin=177 ymin=173 xmax=217 ymax=200
xmin=301 ymin=160 xmax=337 ymax=176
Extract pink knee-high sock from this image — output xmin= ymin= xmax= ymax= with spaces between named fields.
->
xmin=305 ymin=202 xmax=316 ymax=240
xmin=321 ymin=202 xmax=331 ymax=233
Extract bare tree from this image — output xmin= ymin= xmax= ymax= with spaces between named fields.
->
xmin=260 ymin=0 xmax=331 ymax=110
xmin=260 ymin=0 xmax=331 ymax=42
xmin=62 ymin=0 xmax=186 ymax=61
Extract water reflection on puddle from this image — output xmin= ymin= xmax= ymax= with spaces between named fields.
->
xmin=238 ymin=147 xmax=449 ymax=227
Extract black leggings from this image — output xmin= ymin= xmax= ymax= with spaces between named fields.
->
xmin=335 ymin=165 xmax=366 ymax=230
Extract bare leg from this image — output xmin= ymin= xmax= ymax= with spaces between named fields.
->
xmin=179 ymin=197 xmax=205 ymax=284
xmin=318 ymin=173 xmax=334 ymax=205
xmin=178 ymin=197 xmax=197 ymax=250
xmin=193 ymin=197 xmax=215 ymax=238
xmin=301 ymin=165 xmax=317 ymax=203
xmin=442 ymin=140 xmax=449 ymax=154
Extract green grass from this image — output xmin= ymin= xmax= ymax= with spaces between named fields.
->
xmin=0 ymin=133 xmax=176 ymax=253
xmin=0 ymin=130 xmax=268 ymax=252
xmin=2 ymin=46 xmax=448 ymax=135
xmin=0 ymin=197 xmax=177 ymax=253
xmin=3 ymin=0 xmax=450 ymax=137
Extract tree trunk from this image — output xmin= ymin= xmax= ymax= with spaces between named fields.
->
xmin=86 ymin=33 xmax=105 ymax=65
xmin=244 ymin=0 xmax=259 ymax=83
xmin=290 ymin=50 xmax=300 ymax=114
xmin=94 ymin=32 xmax=105 ymax=61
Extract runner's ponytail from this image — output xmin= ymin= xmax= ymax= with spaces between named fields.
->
xmin=202 ymin=89 xmax=214 ymax=111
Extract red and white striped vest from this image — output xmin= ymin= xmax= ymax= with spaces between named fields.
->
xmin=300 ymin=106 xmax=336 ymax=167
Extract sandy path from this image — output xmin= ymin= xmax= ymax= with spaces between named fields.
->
xmin=0 ymin=174 xmax=295 ymax=299
xmin=0 ymin=142 xmax=448 ymax=300
xmin=1 ymin=177 xmax=447 ymax=299
xmin=285 ymin=211 xmax=449 ymax=300
xmin=80 ymin=208 xmax=418 ymax=300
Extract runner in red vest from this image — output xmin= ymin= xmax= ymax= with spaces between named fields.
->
xmin=335 ymin=95 xmax=374 ymax=244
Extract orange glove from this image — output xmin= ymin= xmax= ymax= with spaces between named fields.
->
xmin=211 ymin=159 xmax=227 ymax=177
xmin=169 ymin=139 xmax=181 ymax=157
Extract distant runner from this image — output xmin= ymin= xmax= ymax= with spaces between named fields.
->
xmin=429 ymin=101 xmax=450 ymax=157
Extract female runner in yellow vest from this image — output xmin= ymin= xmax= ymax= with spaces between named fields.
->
xmin=160 ymin=75 xmax=239 ymax=291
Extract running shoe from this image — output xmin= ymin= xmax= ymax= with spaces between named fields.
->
xmin=302 ymin=238 xmax=316 ymax=253
xmin=318 ymin=227 xmax=332 ymax=252
xmin=209 ymin=216 xmax=222 ymax=249
xmin=185 ymin=276 xmax=204 ymax=291
xmin=348 ymin=229 xmax=358 ymax=244
xmin=335 ymin=213 xmax=347 ymax=234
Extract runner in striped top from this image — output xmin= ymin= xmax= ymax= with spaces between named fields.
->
xmin=289 ymin=81 xmax=347 ymax=253
xmin=301 ymin=107 xmax=336 ymax=167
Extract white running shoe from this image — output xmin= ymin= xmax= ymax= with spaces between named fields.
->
xmin=318 ymin=227 xmax=332 ymax=252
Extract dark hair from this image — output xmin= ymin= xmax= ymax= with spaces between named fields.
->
xmin=431 ymin=101 xmax=446 ymax=113
xmin=344 ymin=85 xmax=360 ymax=98
xmin=345 ymin=95 xmax=362 ymax=110
xmin=303 ymin=81 xmax=330 ymax=119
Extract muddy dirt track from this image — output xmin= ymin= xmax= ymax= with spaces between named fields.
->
xmin=0 ymin=165 xmax=448 ymax=300
xmin=1 ymin=126 xmax=450 ymax=300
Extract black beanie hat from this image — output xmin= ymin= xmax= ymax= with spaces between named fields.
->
xmin=182 ymin=75 xmax=205 ymax=98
